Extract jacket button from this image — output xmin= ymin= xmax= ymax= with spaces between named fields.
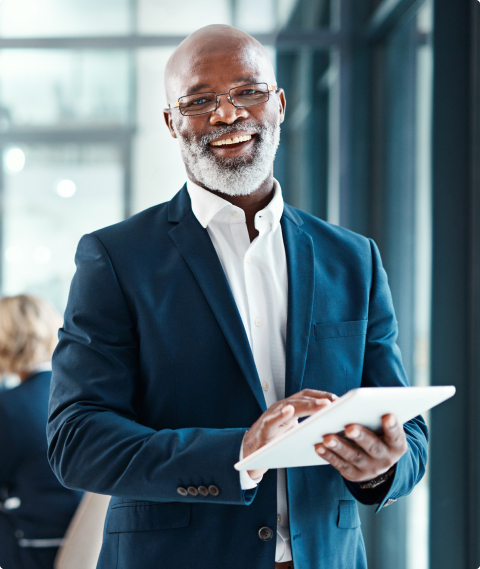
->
xmin=198 ymin=485 xmax=209 ymax=496
xmin=177 ymin=487 xmax=188 ymax=497
xmin=208 ymin=485 xmax=220 ymax=496
xmin=188 ymin=486 xmax=198 ymax=496
xmin=258 ymin=526 xmax=274 ymax=541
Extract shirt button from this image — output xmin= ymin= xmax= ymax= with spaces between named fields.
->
xmin=262 ymin=382 xmax=269 ymax=392
xmin=255 ymin=318 xmax=262 ymax=327
xmin=245 ymin=255 xmax=251 ymax=264
xmin=277 ymin=514 xmax=282 ymax=524
xmin=231 ymin=211 xmax=238 ymax=217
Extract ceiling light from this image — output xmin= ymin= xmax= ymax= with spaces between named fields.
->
xmin=4 ymin=148 xmax=25 ymax=173
xmin=56 ymin=179 xmax=76 ymax=198
xmin=33 ymin=246 xmax=51 ymax=265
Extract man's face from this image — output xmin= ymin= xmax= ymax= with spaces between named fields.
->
xmin=164 ymin=46 xmax=286 ymax=196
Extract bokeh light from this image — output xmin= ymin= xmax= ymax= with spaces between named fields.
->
xmin=56 ymin=179 xmax=77 ymax=198
xmin=4 ymin=148 xmax=25 ymax=173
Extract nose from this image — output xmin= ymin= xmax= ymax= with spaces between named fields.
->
xmin=209 ymin=93 xmax=249 ymax=125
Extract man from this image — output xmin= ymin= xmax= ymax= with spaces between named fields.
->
xmin=47 ymin=24 xmax=427 ymax=569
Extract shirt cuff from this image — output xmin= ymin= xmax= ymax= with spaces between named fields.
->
xmin=239 ymin=434 xmax=264 ymax=490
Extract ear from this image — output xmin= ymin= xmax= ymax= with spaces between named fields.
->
xmin=163 ymin=109 xmax=178 ymax=139
xmin=276 ymin=89 xmax=286 ymax=125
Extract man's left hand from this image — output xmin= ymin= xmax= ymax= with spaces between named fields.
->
xmin=314 ymin=414 xmax=408 ymax=483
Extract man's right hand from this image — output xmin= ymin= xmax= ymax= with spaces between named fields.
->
xmin=243 ymin=389 xmax=338 ymax=479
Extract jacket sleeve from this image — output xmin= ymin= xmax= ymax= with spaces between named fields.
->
xmin=47 ymin=233 xmax=257 ymax=506
xmin=343 ymin=239 xmax=428 ymax=510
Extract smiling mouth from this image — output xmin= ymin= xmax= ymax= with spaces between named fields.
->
xmin=210 ymin=134 xmax=253 ymax=147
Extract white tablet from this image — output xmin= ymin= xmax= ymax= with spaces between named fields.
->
xmin=235 ymin=385 xmax=455 ymax=471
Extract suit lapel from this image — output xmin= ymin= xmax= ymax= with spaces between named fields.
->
xmin=169 ymin=191 xmax=266 ymax=412
xmin=281 ymin=208 xmax=315 ymax=398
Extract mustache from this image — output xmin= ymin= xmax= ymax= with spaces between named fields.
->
xmin=197 ymin=123 xmax=264 ymax=147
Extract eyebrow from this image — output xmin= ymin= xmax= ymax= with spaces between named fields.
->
xmin=184 ymin=76 xmax=261 ymax=97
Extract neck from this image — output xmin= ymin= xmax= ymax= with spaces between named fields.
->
xmin=187 ymin=170 xmax=275 ymax=242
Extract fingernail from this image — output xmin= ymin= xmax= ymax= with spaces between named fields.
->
xmin=317 ymin=447 xmax=326 ymax=455
xmin=387 ymin=417 xmax=397 ymax=429
xmin=347 ymin=428 xmax=360 ymax=439
xmin=325 ymin=439 xmax=337 ymax=449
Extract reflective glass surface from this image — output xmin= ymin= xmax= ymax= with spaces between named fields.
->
xmin=276 ymin=49 xmax=331 ymax=219
xmin=0 ymin=50 xmax=131 ymax=127
xmin=137 ymin=0 xmax=230 ymax=35
xmin=0 ymin=0 xmax=131 ymax=37
xmin=1 ymin=144 xmax=124 ymax=311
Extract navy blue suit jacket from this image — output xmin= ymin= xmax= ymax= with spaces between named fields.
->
xmin=47 ymin=186 xmax=428 ymax=569
xmin=0 ymin=371 xmax=81 ymax=569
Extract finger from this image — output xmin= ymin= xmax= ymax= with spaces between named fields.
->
xmin=343 ymin=424 xmax=389 ymax=460
xmin=298 ymin=389 xmax=339 ymax=402
xmin=285 ymin=396 xmax=332 ymax=418
xmin=261 ymin=404 xmax=295 ymax=435
xmin=261 ymin=396 xmax=333 ymax=438
xmin=381 ymin=414 xmax=408 ymax=453
xmin=315 ymin=444 xmax=359 ymax=479
xmin=318 ymin=434 xmax=369 ymax=469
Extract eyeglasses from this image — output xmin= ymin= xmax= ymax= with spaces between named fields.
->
xmin=168 ymin=83 xmax=278 ymax=116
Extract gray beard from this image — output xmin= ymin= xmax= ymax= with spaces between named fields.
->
xmin=173 ymin=121 xmax=281 ymax=197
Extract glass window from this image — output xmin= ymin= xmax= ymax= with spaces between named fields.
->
xmin=137 ymin=0 xmax=230 ymax=35
xmin=0 ymin=50 xmax=131 ymax=128
xmin=371 ymin=2 xmax=433 ymax=569
xmin=235 ymin=0 xmax=278 ymax=33
xmin=0 ymin=0 xmax=131 ymax=37
xmin=1 ymin=144 xmax=124 ymax=312
xmin=133 ymin=47 xmax=188 ymax=214
xmin=276 ymin=48 xmax=331 ymax=220
xmin=278 ymin=0 xmax=333 ymax=30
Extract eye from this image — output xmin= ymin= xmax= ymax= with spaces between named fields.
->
xmin=239 ymin=89 xmax=260 ymax=96
xmin=192 ymin=96 xmax=212 ymax=105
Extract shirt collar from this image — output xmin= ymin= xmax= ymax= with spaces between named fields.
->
xmin=186 ymin=179 xmax=284 ymax=231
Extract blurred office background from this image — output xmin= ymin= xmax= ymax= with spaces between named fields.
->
xmin=0 ymin=0 xmax=478 ymax=568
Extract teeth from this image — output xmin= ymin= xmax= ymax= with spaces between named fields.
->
xmin=210 ymin=134 xmax=252 ymax=146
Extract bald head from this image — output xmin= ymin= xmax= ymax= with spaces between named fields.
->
xmin=164 ymin=25 xmax=276 ymax=104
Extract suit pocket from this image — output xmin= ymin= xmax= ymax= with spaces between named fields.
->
xmin=337 ymin=500 xmax=361 ymax=529
xmin=304 ymin=320 xmax=368 ymax=395
xmin=107 ymin=502 xmax=191 ymax=534
xmin=314 ymin=320 xmax=367 ymax=340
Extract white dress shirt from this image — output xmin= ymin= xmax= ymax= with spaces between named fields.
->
xmin=187 ymin=179 xmax=292 ymax=562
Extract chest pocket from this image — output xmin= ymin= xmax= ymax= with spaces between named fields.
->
xmin=107 ymin=502 xmax=191 ymax=534
xmin=303 ymin=320 xmax=368 ymax=396
xmin=314 ymin=320 xmax=367 ymax=341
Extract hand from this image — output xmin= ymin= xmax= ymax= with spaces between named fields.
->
xmin=314 ymin=413 xmax=408 ymax=483
xmin=244 ymin=389 xmax=338 ymax=478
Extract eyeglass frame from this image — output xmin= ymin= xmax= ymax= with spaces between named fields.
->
xmin=165 ymin=83 xmax=278 ymax=116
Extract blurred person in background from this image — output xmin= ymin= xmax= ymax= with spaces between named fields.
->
xmin=0 ymin=295 xmax=82 ymax=569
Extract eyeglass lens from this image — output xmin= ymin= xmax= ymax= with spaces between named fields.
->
xmin=178 ymin=83 xmax=270 ymax=116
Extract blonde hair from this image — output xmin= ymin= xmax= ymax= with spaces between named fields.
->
xmin=0 ymin=295 xmax=62 ymax=375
